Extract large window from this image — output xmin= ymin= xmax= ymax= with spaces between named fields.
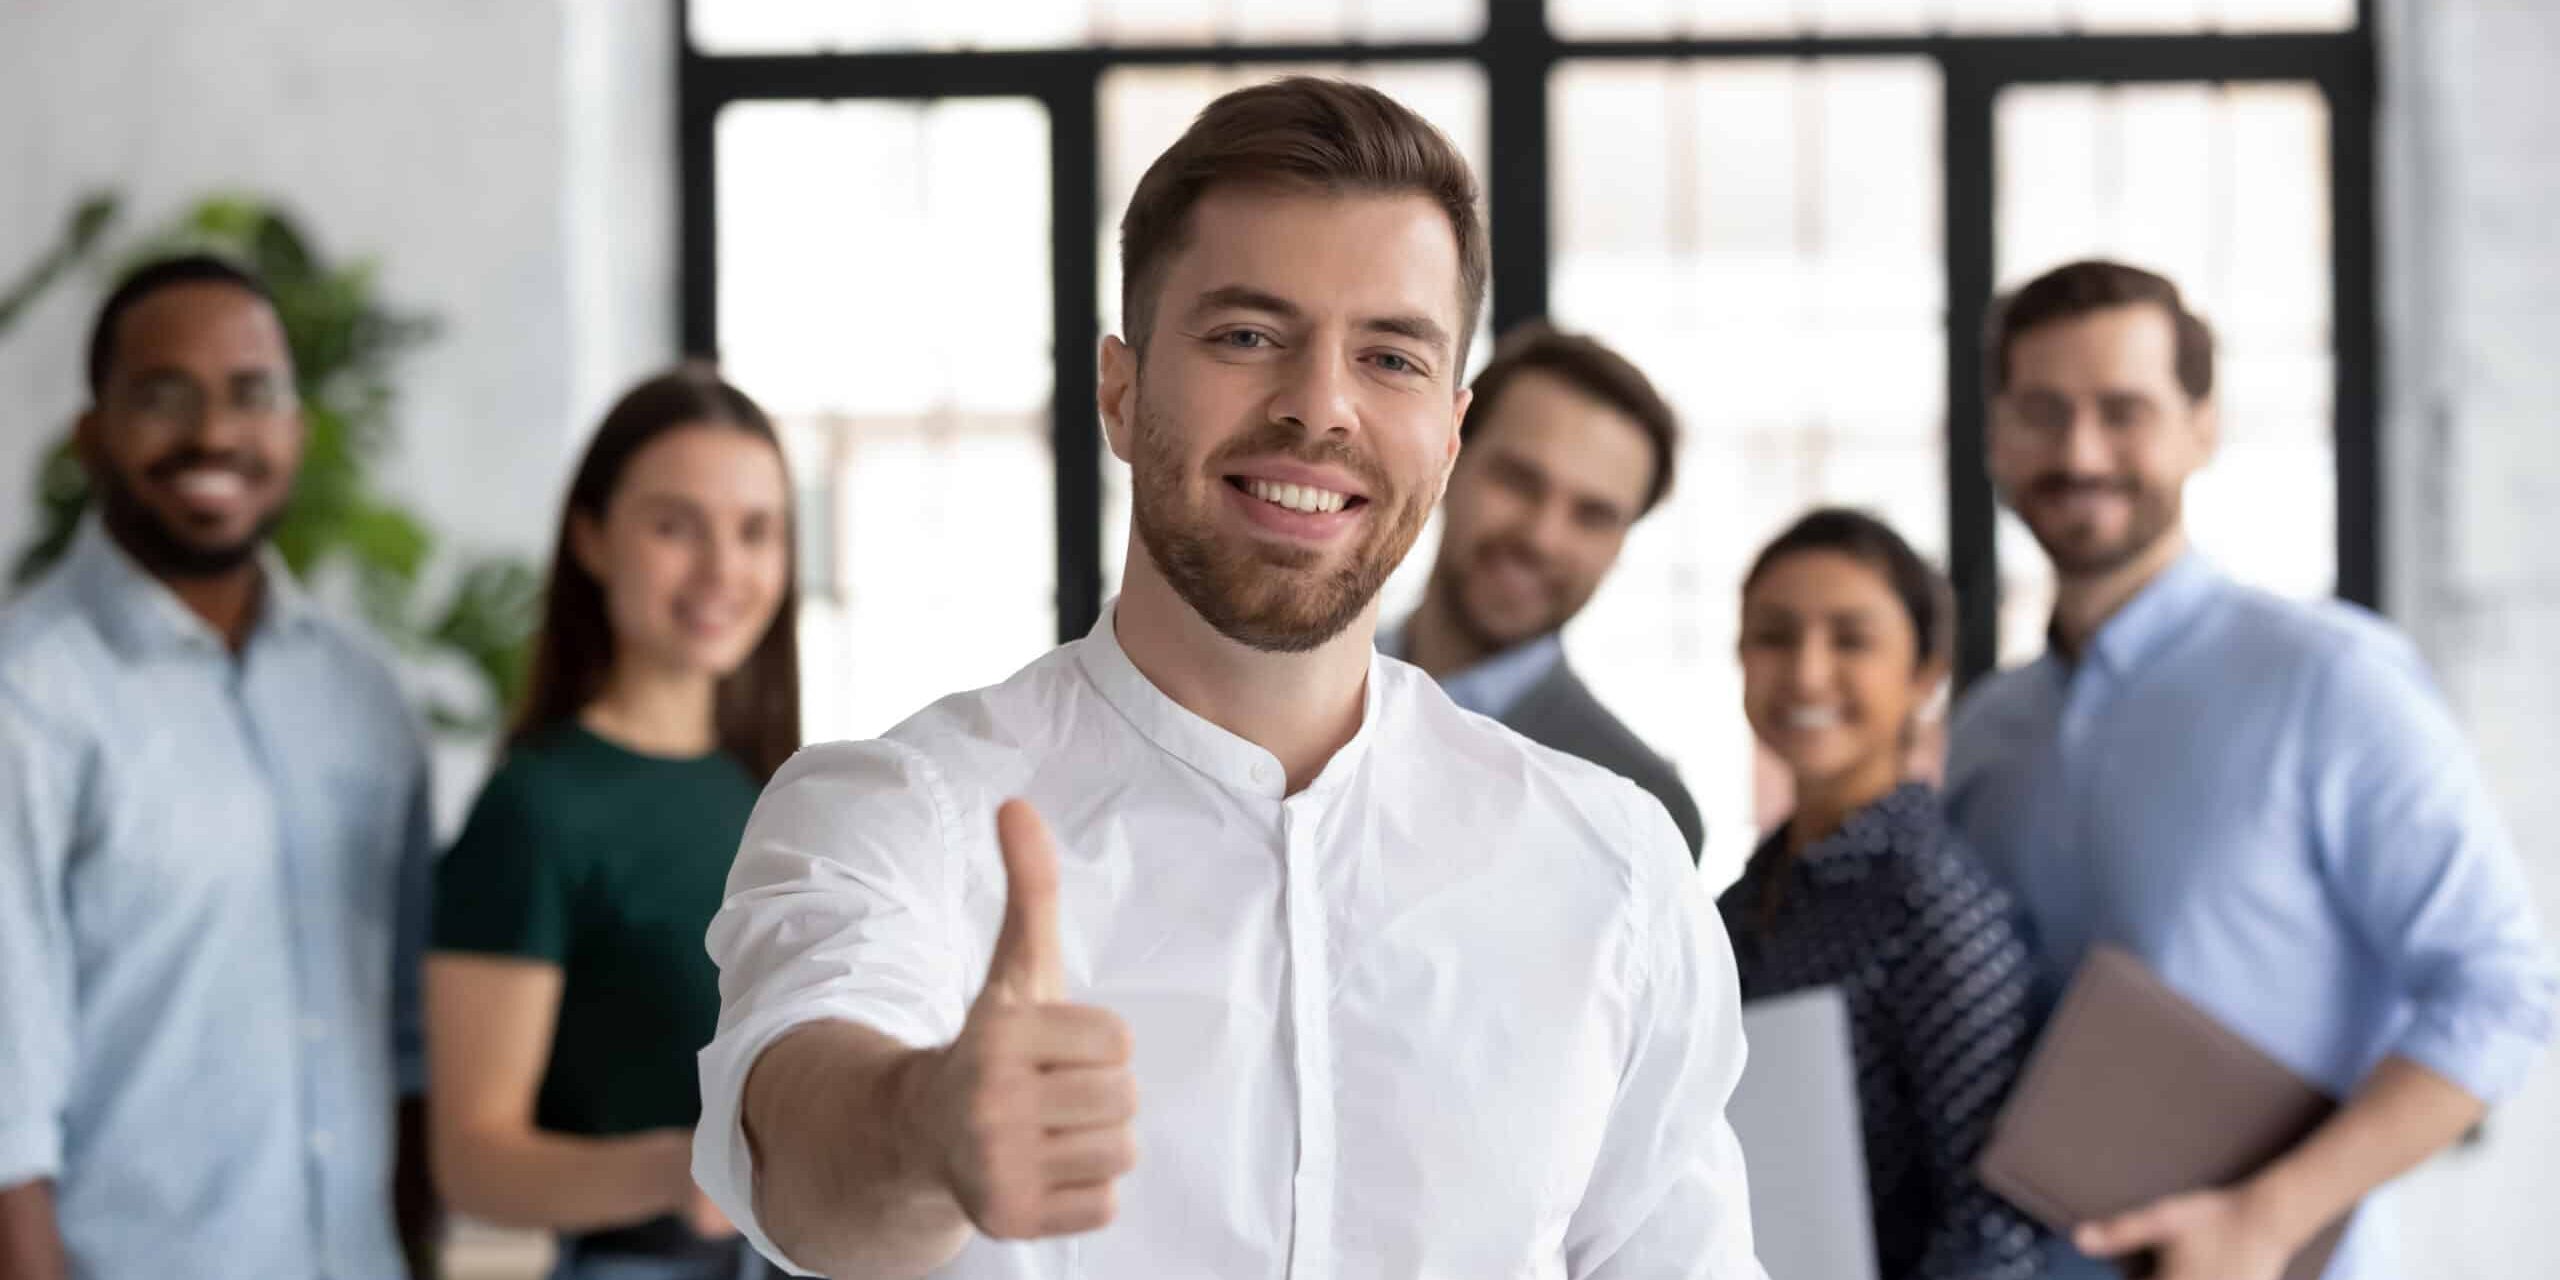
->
xmin=680 ymin=0 xmax=2376 ymax=877
xmin=1991 ymin=80 xmax=2336 ymax=661
xmin=1550 ymin=56 xmax=1950 ymax=863
xmin=714 ymin=98 xmax=1058 ymax=743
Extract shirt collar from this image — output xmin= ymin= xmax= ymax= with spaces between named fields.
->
xmin=1749 ymin=782 xmax=1940 ymax=890
xmin=2074 ymin=550 xmax=2222 ymax=680
xmin=68 ymin=514 xmax=321 ymax=659
xmin=1380 ymin=618 xmax=1566 ymax=721
xmin=1074 ymin=600 xmax=1383 ymax=802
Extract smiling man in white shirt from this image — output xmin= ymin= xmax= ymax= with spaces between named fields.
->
xmin=692 ymin=76 xmax=1764 ymax=1280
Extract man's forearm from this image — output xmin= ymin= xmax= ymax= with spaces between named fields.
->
xmin=0 ymin=1179 xmax=67 ymax=1280
xmin=2245 ymin=1055 xmax=2487 ymax=1245
xmin=742 ymin=1020 xmax=972 ymax=1279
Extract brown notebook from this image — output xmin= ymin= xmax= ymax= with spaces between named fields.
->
xmin=1977 ymin=945 xmax=2352 ymax=1280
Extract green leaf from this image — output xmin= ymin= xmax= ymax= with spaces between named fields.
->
xmin=9 ymin=434 xmax=88 ymax=588
xmin=251 ymin=207 xmax=318 ymax=282
xmin=67 ymin=194 xmax=119 ymax=250
xmin=0 ymin=192 xmax=120 ymax=336
xmin=427 ymin=557 xmax=542 ymax=725
xmin=342 ymin=501 xmax=433 ymax=580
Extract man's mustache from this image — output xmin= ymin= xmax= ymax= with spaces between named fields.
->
xmin=2026 ymin=474 xmax=2136 ymax=502
xmin=145 ymin=448 xmax=270 ymax=484
xmin=1208 ymin=421 xmax=1388 ymax=494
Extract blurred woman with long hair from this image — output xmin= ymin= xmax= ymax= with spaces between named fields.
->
xmin=427 ymin=368 xmax=799 ymax=1279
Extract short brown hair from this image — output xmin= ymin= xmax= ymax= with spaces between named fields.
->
xmin=1118 ymin=75 xmax=1489 ymax=364
xmin=1465 ymin=322 xmax=1681 ymax=515
xmin=1986 ymin=258 xmax=2215 ymax=401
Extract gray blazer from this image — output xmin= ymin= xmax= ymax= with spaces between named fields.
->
xmin=1501 ymin=659 xmax=1706 ymax=862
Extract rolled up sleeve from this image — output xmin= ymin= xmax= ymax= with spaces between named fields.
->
xmin=1564 ymin=785 xmax=1767 ymax=1280
xmin=692 ymin=740 xmax=972 ymax=1273
xmin=0 ymin=691 xmax=78 ymax=1189
xmin=2308 ymin=642 xmax=2559 ymax=1104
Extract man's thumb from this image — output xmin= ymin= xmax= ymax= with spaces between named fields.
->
xmin=982 ymin=798 xmax=1064 ymax=1004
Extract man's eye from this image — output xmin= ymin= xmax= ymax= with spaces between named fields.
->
xmin=1375 ymin=353 xmax=1414 ymax=373
xmin=1216 ymin=331 xmax=1270 ymax=349
xmin=135 ymin=383 xmax=194 ymax=416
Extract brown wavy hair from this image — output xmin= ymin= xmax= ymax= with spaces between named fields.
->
xmin=511 ymin=367 xmax=802 ymax=782
xmin=1465 ymin=322 xmax=1683 ymax=515
xmin=1987 ymin=258 xmax=2215 ymax=402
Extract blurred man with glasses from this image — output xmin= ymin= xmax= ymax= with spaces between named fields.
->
xmin=0 ymin=256 xmax=437 ymax=1278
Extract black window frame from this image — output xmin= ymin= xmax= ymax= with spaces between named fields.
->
xmin=676 ymin=0 xmax=2378 ymax=687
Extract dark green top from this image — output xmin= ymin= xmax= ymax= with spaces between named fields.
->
xmin=433 ymin=722 xmax=761 ymax=1137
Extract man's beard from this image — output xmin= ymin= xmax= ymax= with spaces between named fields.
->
xmin=92 ymin=453 xmax=284 ymax=580
xmin=2014 ymin=473 xmax=2180 ymax=578
xmin=1434 ymin=535 xmax=1591 ymax=658
xmin=1129 ymin=394 xmax=1431 ymax=654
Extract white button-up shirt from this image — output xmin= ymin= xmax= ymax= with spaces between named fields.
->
xmin=695 ymin=612 xmax=1764 ymax=1279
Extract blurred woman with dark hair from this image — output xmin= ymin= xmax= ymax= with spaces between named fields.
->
xmin=426 ymin=368 xmax=798 ymax=1279
xmin=1722 ymin=507 xmax=2045 ymax=1280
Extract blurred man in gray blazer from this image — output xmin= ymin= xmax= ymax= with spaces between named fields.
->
xmin=1391 ymin=323 xmax=1704 ymax=860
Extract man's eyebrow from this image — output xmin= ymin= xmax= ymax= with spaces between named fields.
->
xmin=1361 ymin=313 xmax=1453 ymax=356
xmin=1185 ymin=285 xmax=1302 ymax=323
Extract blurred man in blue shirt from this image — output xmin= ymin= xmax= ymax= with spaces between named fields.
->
xmin=1946 ymin=259 xmax=2556 ymax=1280
xmin=0 ymin=257 xmax=437 ymax=1278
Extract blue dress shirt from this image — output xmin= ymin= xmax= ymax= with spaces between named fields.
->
xmin=0 ymin=520 xmax=432 ymax=1279
xmin=1946 ymin=552 xmax=2557 ymax=1280
xmin=1377 ymin=626 xmax=1565 ymax=721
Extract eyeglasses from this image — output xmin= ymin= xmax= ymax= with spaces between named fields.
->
xmin=113 ymin=372 xmax=299 ymax=432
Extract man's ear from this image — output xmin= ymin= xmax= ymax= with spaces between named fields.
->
xmin=2191 ymin=395 xmax=2222 ymax=463
xmin=278 ymin=402 xmax=311 ymax=482
xmin=72 ymin=408 xmax=105 ymax=483
xmin=1099 ymin=333 xmax=1138 ymax=464
xmin=1439 ymin=385 xmax=1471 ymax=488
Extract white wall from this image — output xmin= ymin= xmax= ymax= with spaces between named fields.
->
xmin=2384 ymin=1 xmax=2560 ymax=1273
xmin=0 ymin=0 xmax=675 ymax=824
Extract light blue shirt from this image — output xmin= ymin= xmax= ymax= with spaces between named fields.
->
xmin=1946 ymin=552 xmax=2557 ymax=1280
xmin=1379 ymin=624 xmax=1565 ymax=721
xmin=0 ymin=520 xmax=431 ymax=1279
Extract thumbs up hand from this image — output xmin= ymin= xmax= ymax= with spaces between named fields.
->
xmin=907 ymin=800 xmax=1138 ymax=1241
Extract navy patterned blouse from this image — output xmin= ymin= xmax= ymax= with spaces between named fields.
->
xmin=1717 ymin=783 xmax=2046 ymax=1280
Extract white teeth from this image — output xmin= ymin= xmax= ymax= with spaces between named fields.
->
xmin=1786 ymin=707 xmax=1843 ymax=730
xmin=1244 ymin=479 xmax=1348 ymax=515
xmin=172 ymin=470 xmax=247 ymax=502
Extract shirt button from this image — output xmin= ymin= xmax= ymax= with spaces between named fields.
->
xmin=1253 ymin=761 xmax=1277 ymax=787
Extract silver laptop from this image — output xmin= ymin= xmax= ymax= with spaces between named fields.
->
xmin=1730 ymin=986 xmax=1879 ymax=1280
